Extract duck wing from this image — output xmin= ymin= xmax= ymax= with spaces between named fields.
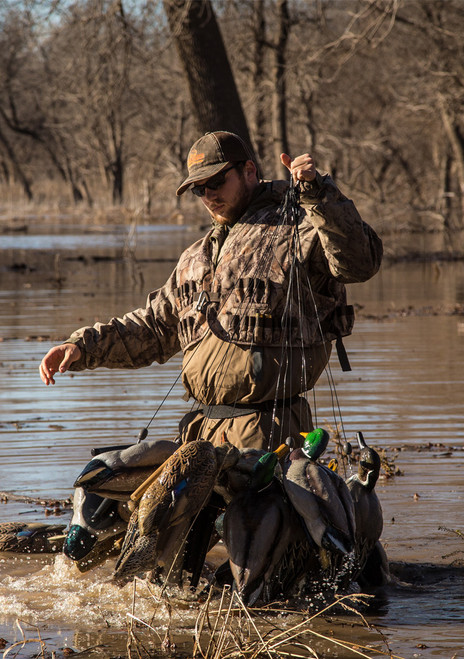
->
xmin=74 ymin=440 xmax=178 ymax=491
xmin=283 ymin=457 xmax=355 ymax=554
xmin=304 ymin=462 xmax=355 ymax=553
xmin=113 ymin=506 xmax=159 ymax=584
xmin=223 ymin=481 xmax=293 ymax=605
xmin=88 ymin=467 xmax=161 ymax=500
xmin=114 ymin=440 xmax=220 ymax=583
xmin=283 ymin=456 xmax=328 ymax=547
xmin=318 ymin=465 xmax=356 ymax=540
xmin=138 ymin=440 xmax=218 ymax=536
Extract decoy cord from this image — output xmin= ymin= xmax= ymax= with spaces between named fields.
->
xmin=137 ymin=172 xmax=347 ymax=454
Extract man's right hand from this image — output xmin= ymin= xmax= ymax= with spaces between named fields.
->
xmin=39 ymin=344 xmax=82 ymax=385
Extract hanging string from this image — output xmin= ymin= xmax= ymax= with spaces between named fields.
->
xmin=267 ymin=173 xmax=304 ymax=449
xmin=269 ymin=172 xmax=349 ymax=456
xmin=139 ymin=173 xmax=348 ymax=458
xmin=138 ymin=205 xmax=289 ymax=439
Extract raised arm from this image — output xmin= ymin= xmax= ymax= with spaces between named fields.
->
xmin=281 ymin=152 xmax=382 ymax=283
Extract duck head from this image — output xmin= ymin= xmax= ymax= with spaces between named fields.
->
xmin=300 ymin=428 xmax=330 ymax=461
xmin=64 ymin=488 xmax=128 ymax=561
xmin=356 ymin=432 xmax=381 ymax=492
xmin=250 ymin=442 xmax=291 ymax=490
xmin=214 ymin=440 xmax=240 ymax=472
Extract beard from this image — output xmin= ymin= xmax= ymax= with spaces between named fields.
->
xmin=205 ymin=175 xmax=254 ymax=226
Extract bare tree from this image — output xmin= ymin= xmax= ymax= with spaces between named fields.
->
xmin=163 ymin=0 xmax=252 ymax=143
xmin=0 ymin=7 xmax=89 ymax=202
xmin=0 ymin=123 xmax=33 ymax=200
xmin=271 ymin=0 xmax=290 ymax=175
xmin=1 ymin=0 xmax=464 ymax=247
xmin=47 ymin=0 xmax=140 ymax=204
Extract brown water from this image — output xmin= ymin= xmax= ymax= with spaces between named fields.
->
xmin=0 ymin=222 xmax=463 ymax=658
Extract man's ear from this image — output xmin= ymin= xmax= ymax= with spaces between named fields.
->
xmin=244 ymin=159 xmax=258 ymax=182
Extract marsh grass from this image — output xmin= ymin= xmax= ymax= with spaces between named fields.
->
xmin=439 ymin=526 xmax=464 ymax=566
xmin=323 ymin=422 xmax=400 ymax=481
xmin=124 ymin=582 xmax=406 ymax=659
xmin=3 ymin=620 xmax=47 ymax=659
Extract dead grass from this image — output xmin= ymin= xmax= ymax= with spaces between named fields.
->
xmin=124 ymin=581 xmax=406 ymax=659
xmin=323 ymin=422 xmax=401 ymax=481
xmin=439 ymin=526 xmax=464 ymax=566
xmin=3 ymin=620 xmax=48 ymax=659
xmin=0 ymin=180 xmax=202 ymax=229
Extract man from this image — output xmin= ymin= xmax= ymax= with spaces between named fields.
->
xmin=40 ymin=131 xmax=382 ymax=451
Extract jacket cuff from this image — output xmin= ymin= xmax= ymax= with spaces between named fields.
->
xmin=63 ymin=338 xmax=86 ymax=371
xmin=299 ymin=171 xmax=326 ymax=199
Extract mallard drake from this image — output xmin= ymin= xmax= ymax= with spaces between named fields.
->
xmin=223 ymin=480 xmax=295 ymax=605
xmin=63 ymin=487 xmax=129 ymax=563
xmin=0 ymin=522 xmax=66 ymax=553
xmin=346 ymin=432 xmax=388 ymax=587
xmin=113 ymin=439 xmax=239 ymax=585
xmin=214 ymin=448 xmax=267 ymax=504
xmin=283 ymin=429 xmax=356 ymax=560
xmin=73 ymin=440 xmax=178 ymax=500
xmin=221 ymin=443 xmax=304 ymax=605
xmin=300 ymin=428 xmax=330 ymax=460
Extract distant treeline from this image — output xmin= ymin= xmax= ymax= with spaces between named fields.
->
xmin=0 ymin=0 xmax=463 ymax=244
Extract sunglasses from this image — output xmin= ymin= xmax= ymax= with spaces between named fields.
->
xmin=191 ymin=165 xmax=237 ymax=197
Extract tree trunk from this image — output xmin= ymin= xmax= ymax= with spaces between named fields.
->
xmin=0 ymin=124 xmax=33 ymax=200
xmin=163 ymin=0 xmax=252 ymax=145
xmin=272 ymin=0 xmax=290 ymax=177
xmin=299 ymin=83 xmax=316 ymax=154
xmin=439 ymin=97 xmax=464 ymax=230
xmin=252 ymin=0 xmax=267 ymax=163
xmin=112 ymin=148 xmax=124 ymax=204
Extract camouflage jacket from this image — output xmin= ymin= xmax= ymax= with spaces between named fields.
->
xmin=67 ymin=175 xmax=382 ymax=372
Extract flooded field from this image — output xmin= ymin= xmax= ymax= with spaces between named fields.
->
xmin=0 ymin=220 xmax=463 ymax=658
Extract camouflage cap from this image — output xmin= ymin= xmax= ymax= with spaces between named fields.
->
xmin=176 ymin=131 xmax=256 ymax=196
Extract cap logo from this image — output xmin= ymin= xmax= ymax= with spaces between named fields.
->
xmin=188 ymin=148 xmax=205 ymax=169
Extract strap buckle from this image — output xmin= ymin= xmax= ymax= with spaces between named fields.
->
xmin=195 ymin=290 xmax=210 ymax=313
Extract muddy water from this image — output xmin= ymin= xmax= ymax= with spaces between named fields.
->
xmin=0 ymin=222 xmax=463 ymax=658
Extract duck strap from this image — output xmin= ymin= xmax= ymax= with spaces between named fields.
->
xmin=281 ymin=179 xmax=353 ymax=373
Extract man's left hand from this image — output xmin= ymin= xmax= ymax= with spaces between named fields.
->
xmin=281 ymin=153 xmax=316 ymax=184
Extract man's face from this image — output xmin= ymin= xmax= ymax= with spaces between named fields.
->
xmin=194 ymin=161 xmax=258 ymax=226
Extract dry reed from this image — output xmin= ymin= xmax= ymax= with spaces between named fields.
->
xmin=125 ymin=582 xmax=407 ymax=659
xmin=3 ymin=620 xmax=47 ymax=659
